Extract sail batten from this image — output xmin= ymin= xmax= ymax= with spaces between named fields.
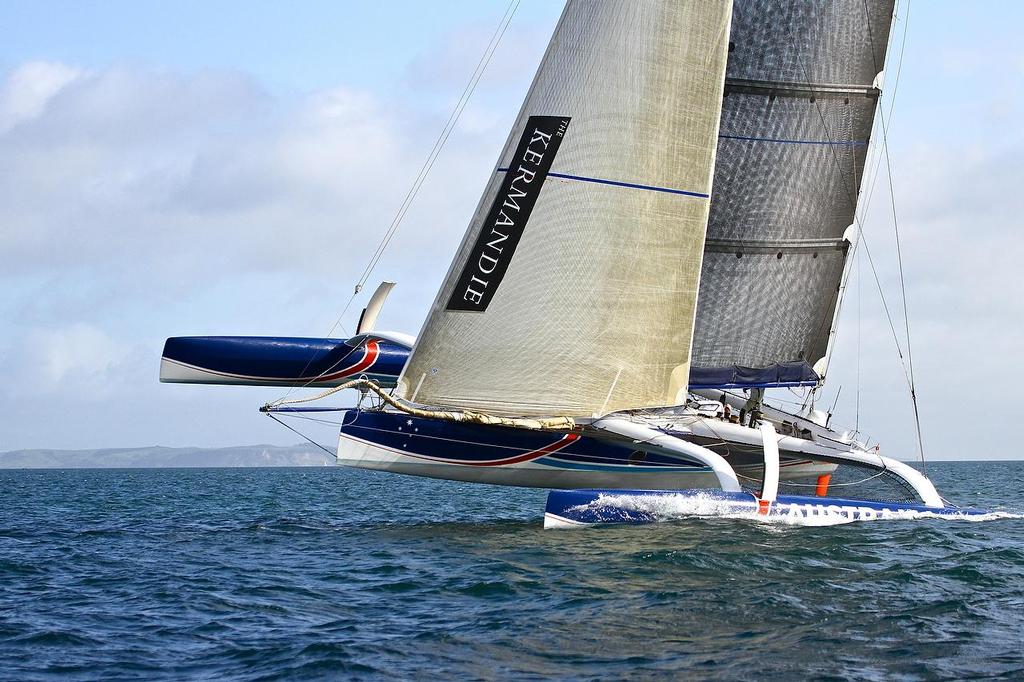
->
xmin=397 ymin=0 xmax=734 ymax=417
xmin=690 ymin=0 xmax=896 ymax=382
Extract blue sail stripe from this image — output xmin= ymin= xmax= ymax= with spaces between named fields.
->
xmin=495 ymin=168 xmax=709 ymax=198
xmin=718 ymin=134 xmax=868 ymax=146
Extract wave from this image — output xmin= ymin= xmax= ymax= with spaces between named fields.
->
xmin=569 ymin=492 xmax=1024 ymax=527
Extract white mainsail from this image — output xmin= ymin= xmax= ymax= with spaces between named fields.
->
xmin=690 ymin=0 xmax=897 ymax=380
xmin=397 ymin=0 xmax=734 ymax=417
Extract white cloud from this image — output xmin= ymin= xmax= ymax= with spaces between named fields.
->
xmin=0 ymin=56 xmax=527 ymax=449
xmin=0 ymin=61 xmax=511 ymax=291
xmin=13 ymin=323 xmax=128 ymax=397
xmin=0 ymin=61 xmax=81 ymax=134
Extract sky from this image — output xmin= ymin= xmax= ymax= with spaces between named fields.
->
xmin=0 ymin=1 xmax=1022 ymax=460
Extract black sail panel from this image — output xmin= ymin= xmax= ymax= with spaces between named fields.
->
xmin=691 ymin=0 xmax=896 ymax=385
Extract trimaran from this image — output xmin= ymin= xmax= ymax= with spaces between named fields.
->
xmin=161 ymin=0 xmax=989 ymax=526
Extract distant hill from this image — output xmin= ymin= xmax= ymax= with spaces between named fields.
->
xmin=0 ymin=444 xmax=334 ymax=469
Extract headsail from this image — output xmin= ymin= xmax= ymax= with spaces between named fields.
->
xmin=397 ymin=0 xmax=734 ymax=417
xmin=690 ymin=0 xmax=897 ymax=388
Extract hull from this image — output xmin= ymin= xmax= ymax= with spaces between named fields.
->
xmin=159 ymin=335 xmax=409 ymax=387
xmin=337 ymin=409 xmax=833 ymax=489
xmin=544 ymin=489 xmax=992 ymax=528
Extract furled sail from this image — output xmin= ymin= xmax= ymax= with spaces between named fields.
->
xmin=396 ymin=0 xmax=734 ymax=417
xmin=689 ymin=0 xmax=897 ymax=389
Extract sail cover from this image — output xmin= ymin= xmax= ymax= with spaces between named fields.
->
xmin=397 ymin=0 xmax=733 ymax=417
xmin=690 ymin=0 xmax=896 ymax=387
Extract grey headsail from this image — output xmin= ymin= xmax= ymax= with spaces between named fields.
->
xmin=397 ymin=0 xmax=734 ymax=417
xmin=689 ymin=0 xmax=897 ymax=389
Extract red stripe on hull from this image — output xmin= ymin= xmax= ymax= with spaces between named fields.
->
xmin=317 ymin=341 xmax=380 ymax=381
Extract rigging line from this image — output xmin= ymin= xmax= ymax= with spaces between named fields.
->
xmin=776 ymin=1 xmax=910 ymax=387
xmin=878 ymin=103 xmax=926 ymax=468
xmin=810 ymin=157 xmax=865 ymax=380
xmin=886 ymin=1 xmax=911 ymax=129
xmin=275 ymin=413 xmax=346 ymax=427
xmin=861 ymin=0 xmax=882 ymax=76
xmin=769 ymin=3 xmax=905 ymax=380
xmin=265 ymin=413 xmax=337 ymax=458
xmin=860 ymin=0 xmax=926 ymax=466
xmin=856 ymin=244 xmax=862 ymax=431
xmin=829 ymin=213 xmax=910 ymax=390
xmin=272 ymin=0 xmax=521 ymax=405
xmin=354 ymin=0 xmax=521 ymax=292
xmin=829 ymin=386 xmax=842 ymax=415
xmin=695 ymin=418 xmax=733 ymax=460
xmin=762 ymin=391 xmax=811 ymax=408
xmin=737 ymin=468 xmax=889 ymax=488
xmin=850 ymin=126 xmax=912 ymax=389
xmin=858 ymin=0 xmax=911 ymax=227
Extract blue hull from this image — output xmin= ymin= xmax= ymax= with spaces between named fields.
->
xmin=544 ymin=489 xmax=991 ymax=527
xmin=160 ymin=336 xmax=408 ymax=387
xmin=336 ymin=410 xmax=833 ymax=489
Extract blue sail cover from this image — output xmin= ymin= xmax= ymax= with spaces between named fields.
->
xmin=687 ymin=361 xmax=819 ymax=390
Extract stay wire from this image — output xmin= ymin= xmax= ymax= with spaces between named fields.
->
xmin=878 ymin=103 xmax=926 ymax=468
xmin=856 ymin=244 xmax=862 ymax=432
xmin=769 ymin=0 xmax=914 ymax=401
xmin=771 ymin=1 xmax=909 ymax=388
xmin=354 ymin=0 xmax=522 ymax=293
xmin=271 ymin=0 xmax=521 ymax=407
xmin=266 ymin=413 xmax=337 ymax=458
xmin=861 ymin=0 xmax=926 ymax=467
xmin=858 ymin=0 xmax=910 ymax=224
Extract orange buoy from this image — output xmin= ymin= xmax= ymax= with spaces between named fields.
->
xmin=815 ymin=473 xmax=832 ymax=497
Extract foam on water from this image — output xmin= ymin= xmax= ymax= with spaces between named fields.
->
xmin=571 ymin=492 xmax=1024 ymax=528
xmin=570 ymin=491 xmax=759 ymax=520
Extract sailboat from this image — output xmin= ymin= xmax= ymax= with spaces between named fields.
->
xmin=162 ymin=0 xmax=988 ymax=525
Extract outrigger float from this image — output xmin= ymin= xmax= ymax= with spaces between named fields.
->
xmin=162 ymin=0 xmax=989 ymax=526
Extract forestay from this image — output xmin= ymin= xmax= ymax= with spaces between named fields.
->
xmin=397 ymin=0 xmax=733 ymax=417
xmin=690 ymin=0 xmax=896 ymax=386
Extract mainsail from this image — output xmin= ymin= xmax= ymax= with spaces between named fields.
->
xmin=397 ymin=0 xmax=734 ymax=417
xmin=689 ymin=0 xmax=897 ymax=388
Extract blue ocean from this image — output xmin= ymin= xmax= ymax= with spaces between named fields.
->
xmin=1 ymin=461 xmax=1022 ymax=680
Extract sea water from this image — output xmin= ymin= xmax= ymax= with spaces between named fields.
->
xmin=1 ymin=461 xmax=1022 ymax=680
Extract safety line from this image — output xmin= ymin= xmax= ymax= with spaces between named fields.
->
xmin=272 ymin=0 xmax=521 ymax=406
